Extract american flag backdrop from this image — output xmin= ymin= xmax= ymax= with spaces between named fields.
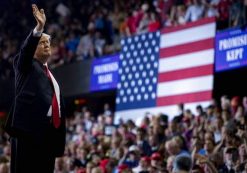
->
xmin=115 ymin=18 xmax=216 ymax=123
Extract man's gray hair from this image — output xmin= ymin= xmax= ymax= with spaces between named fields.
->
xmin=42 ymin=33 xmax=51 ymax=41
xmin=173 ymin=154 xmax=192 ymax=173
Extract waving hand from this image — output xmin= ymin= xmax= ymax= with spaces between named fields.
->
xmin=32 ymin=4 xmax=46 ymax=31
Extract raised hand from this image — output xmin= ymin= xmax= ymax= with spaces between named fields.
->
xmin=32 ymin=4 xmax=46 ymax=31
xmin=194 ymin=153 xmax=209 ymax=165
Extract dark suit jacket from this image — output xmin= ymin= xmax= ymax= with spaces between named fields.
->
xmin=5 ymin=31 xmax=66 ymax=157
xmin=218 ymin=165 xmax=235 ymax=173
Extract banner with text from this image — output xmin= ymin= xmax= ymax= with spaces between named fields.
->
xmin=215 ymin=28 xmax=247 ymax=72
xmin=90 ymin=54 xmax=119 ymax=91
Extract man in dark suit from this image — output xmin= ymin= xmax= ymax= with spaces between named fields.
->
xmin=5 ymin=4 xmax=66 ymax=173
xmin=219 ymin=147 xmax=239 ymax=173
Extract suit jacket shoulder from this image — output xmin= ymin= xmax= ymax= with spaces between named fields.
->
xmin=13 ymin=31 xmax=41 ymax=73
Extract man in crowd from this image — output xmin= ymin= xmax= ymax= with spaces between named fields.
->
xmin=172 ymin=154 xmax=192 ymax=173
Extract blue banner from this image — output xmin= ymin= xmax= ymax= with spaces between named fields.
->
xmin=215 ymin=28 xmax=247 ymax=72
xmin=90 ymin=54 xmax=119 ymax=91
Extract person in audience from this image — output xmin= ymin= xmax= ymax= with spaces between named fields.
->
xmin=172 ymin=154 xmax=192 ymax=173
xmin=184 ymin=0 xmax=204 ymax=22
xmin=219 ymin=147 xmax=240 ymax=173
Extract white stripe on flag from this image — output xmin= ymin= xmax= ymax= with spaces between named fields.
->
xmin=160 ymin=23 xmax=216 ymax=48
xmin=114 ymin=101 xmax=211 ymax=124
xmin=159 ymin=49 xmax=214 ymax=73
xmin=157 ymin=75 xmax=213 ymax=97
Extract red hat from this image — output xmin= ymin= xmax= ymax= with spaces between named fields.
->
xmin=151 ymin=152 xmax=161 ymax=160
xmin=141 ymin=156 xmax=151 ymax=163
xmin=76 ymin=168 xmax=86 ymax=173
xmin=118 ymin=164 xmax=129 ymax=171
xmin=100 ymin=159 xmax=109 ymax=173
xmin=140 ymin=124 xmax=147 ymax=129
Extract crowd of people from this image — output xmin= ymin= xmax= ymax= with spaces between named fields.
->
xmin=0 ymin=96 xmax=247 ymax=172
xmin=1 ymin=0 xmax=247 ymax=172
xmin=1 ymin=0 xmax=247 ymax=79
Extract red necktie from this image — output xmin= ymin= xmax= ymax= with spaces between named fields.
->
xmin=44 ymin=66 xmax=61 ymax=128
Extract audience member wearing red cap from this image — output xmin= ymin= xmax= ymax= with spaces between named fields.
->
xmin=100 ymin=159 xmax=109 ymax=173
xmin=132 ymin=156 xmax=150 ymax=173
xmin=150 ymin=152 xmax=163 ymax=171
xmin=151 ymin=152 xmax=161 ymax=160
xmin=118 ymin=164 xmax=129 ymax=173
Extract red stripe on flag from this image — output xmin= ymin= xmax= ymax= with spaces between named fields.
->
xmin=157 ymin=90 xmax=212 ymax=106
xmin=159 ymin=38 xmax=214 ymax=58
xmin=158 ymin=64 xmax=214 ymax=83
xmin=161 ymin=17 xmax=215 ymax=34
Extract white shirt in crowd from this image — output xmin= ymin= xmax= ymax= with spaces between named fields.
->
xmin=184 ymin=4 xmax=204 ymax=22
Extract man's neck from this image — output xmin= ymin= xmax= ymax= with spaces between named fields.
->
xmin=34 ymin=56 xmax=48 ymax=65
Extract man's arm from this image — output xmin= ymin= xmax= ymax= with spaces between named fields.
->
xmin=14 ymin=4 xmax=46 ymax=72
xmin=194 ymin=154 xmax=218 ymax=173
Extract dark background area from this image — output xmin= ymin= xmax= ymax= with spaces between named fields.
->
xmin=213 ymin=66 xmax=247 ymax=102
